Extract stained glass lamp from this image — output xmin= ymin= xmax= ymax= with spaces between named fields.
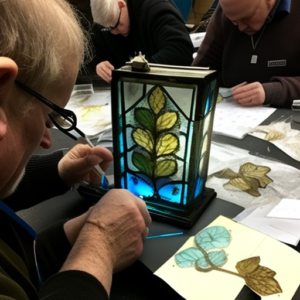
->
xmin=111 ymin=62 xmax=219 ymax=228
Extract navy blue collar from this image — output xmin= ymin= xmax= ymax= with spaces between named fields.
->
xmin=277 ymin=0 xmax=291 ymax=13
xmin=0 ymin=200 xmax=36 ymax=239
xmin=268 ymin=0 xmax=291 ymax=21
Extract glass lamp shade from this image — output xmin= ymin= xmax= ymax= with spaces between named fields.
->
xmin=111 ymin=64 xmax=219 ymax=228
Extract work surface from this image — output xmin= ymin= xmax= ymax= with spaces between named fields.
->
xmin=19 ymin=107 xmax=300 ymax=300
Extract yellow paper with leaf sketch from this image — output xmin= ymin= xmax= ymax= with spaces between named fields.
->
xmin=155 ymin=215 xmax=300 ymax=300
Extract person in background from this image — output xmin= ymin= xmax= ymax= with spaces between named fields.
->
xmin=192 ymin=0 xmax=300 ymax=108
xmin=0 ymin=0 xmax=155 ymax=299
xmin=90 ymin=0 xmax=195 ymax=83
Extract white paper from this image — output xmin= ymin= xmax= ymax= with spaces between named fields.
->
xmin=267 ymin=198 xmax=300 ymax=219
xmin=213 ymin=101 xmax=276 ymax=139
xmin=270 ymin=219 xmax=300 ymax=237
xmin=239 ymin=203 xmax=300 ymax=246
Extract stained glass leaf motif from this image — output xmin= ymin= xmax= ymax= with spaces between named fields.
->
xmin=195 ymin=226 xmax=231 ymax=251
xmin=156 ymin=133 xmax=179 ymax=156
xmin=148 ymin=86 xmax=166 ymax=115
xmin=132 ymin=128 xmax=154 ymax=153
xmin=132 ymin=151 xmax=153 ymax=177
xmin=236 ymin=257 xmax=282 ymax=296
xmin=134 ymin=108 xmax=155 ymax=132
xmin=196 ymin=250 xmax=228 ymax=270
xmin=155 ymin=159 xmax=177 ymax=177
xmin=175 ymin=247 xmax=204 ymax=268
xmin=156 ymin=112 xmax=178 ymax=132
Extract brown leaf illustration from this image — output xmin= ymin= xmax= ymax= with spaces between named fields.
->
xmin=236 ymin=257 xmax=282 ymax=296
xmin=211 ymin=163 xmax=273 ymax=197
xmin=239 ymin=163 xmax=273 ymax=188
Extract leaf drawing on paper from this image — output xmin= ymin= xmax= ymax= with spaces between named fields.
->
xmin=211 ymin=162 xmax=273 ymax=196
xmin=175 ymin=226 xmax=282 ymax=297
xmin=131 ymin=86 xmax=180 ymax=197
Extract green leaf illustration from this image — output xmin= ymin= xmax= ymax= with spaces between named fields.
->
xmin=132 ymin=151 xmax=153 ymax=177
xmin=196 ymin=250 xmax=228 ymax=270
xmin=155 ymin=159 xmax=177 ymax=177
xmin=156 ymin=111 xmax=178 ymax=132
xmin=148 ymin=86 xmax=166 ymax=115
xmin=134 ymin=107 xmax=155 ymax=132
xmin=132 ymin=128 xmax=154 ymax=153
xmin=175 ymin=247 xmax=204 ymax=268
xmin=195 ymin=226 xmax=231 ymax=251
xmin=156 ymin=133 xmax=179 ymax=156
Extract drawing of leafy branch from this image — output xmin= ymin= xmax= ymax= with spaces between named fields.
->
xmin=175 ymin=226 xmax=282 ymax=296
xmin=131 ymin=86 xmax=180 ymax=197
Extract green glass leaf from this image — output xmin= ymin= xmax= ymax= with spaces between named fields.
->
xmin=196 ymin=250 xmax=228 ymax=269
xmin=156 ymin=112 xmax=178 ymax=132
xmin=195 ymin=226 xmax=231 ymax=251
xmin=156 ymin=133 xmax=179 ymax=156
xmin=148 ymin=86 xmax=166 ymax=115
xmin=175 ymin=247 xmax=204 ymax=268
xmin=155 ymin=159 xmax=177 ymax=177
xmin=132 ymin=152 xmax=153 ymax=177
xmin=134 ymin=107 xmax=155 ymax=132
xmin=132 ymin=128 xmax=154 ymax=153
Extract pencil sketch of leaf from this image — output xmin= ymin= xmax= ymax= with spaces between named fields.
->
xmin=211 ymin=162 xmax=273 ymax=197
xmin=155 ymin=159 xmax=177 ymax=177
xmin=236 ymin=257 xmax=282 ymax=296
xmin=132 ymin=128 xmax=154 ymax=153
xmin=175 ymin=247 xmax=204 ymax=267
xmin=148 ymin=86 xmax=165 ymax=115
xmin=132 ymin=151 xmax=153 ymax=177
xmin=156 ymin=112 xmax=178 ymax=132
xmin=134 ymin=107 xmax=155 ymax=132
xmin=156 ymin=133 xmax=179 ymax=156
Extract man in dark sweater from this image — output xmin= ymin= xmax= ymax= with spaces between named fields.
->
xmin=193 ymin=0 xmax=300 ymax=108
xmin=90 ymin=0 xmax=195 ymax=83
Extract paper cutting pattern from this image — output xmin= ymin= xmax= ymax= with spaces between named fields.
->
xmin=175 ymin=226 xmax=282 ymax=296
xmin=210 ymin=162 xmax=273 ymax=197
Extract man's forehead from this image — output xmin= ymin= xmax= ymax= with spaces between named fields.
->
xmin=220 ymin=0 xmax=259 ymax=19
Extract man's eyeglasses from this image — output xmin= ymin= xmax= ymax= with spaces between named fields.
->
xmin=14 ymin=80 xmax=86 ymax=141
xmin=101 ymin=9 xmax=121 ymax=32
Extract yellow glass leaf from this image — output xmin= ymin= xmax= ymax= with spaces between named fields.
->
xmin=148 ymin=86 xmax=166 ymax=115
xmin=155 ymin=159 xmax=177 ymax=177
xmin=156 ymin=133 xmax=179 ymax=156
xmin=132 ymin=128 xmax=154 ymax=153
xmin=239 ymin=162 xmax=273 ymax=188
xmin=156 ymin=112 xmax=178 ymax=131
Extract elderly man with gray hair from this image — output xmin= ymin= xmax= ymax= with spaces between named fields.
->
xmin=90 ymin=0 xmax=195 ymax=83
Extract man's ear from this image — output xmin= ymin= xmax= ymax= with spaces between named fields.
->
xmin=118 ymin=0 xmax=127 ymax=9
xmin=0 ymin=57 xmax=18 ymax=139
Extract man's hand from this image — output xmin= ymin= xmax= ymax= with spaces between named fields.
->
xmin=61 ymin=189 xmax=151 ymax=295
xmin=232 ymin=82 xmax=265 ymax=106
xmin=58 ymin=144 xmax=113 ymax=187
xmin=96 ymin=61 xmax=114 ymax=83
